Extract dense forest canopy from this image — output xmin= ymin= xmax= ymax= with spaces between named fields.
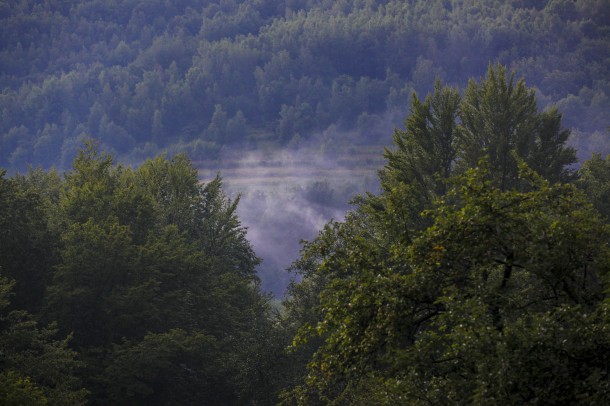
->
xmin=1 ymin=0 xmax=610 ymax=404
xmin=0 ymin=144 xmax=281 ymax=404
xmin=0 ymin=66 xmax=609 ymax=406
xmin=1 ymin=0 xmax=609 ymax=170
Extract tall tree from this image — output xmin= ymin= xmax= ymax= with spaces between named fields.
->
xmin=282 ymin=66 xmax=603 ymax=404
xmin=383 ymin=79 xmax=461 ymax=199
xmin=458 ymin=64 xmax=576 ymax=190
xmin=530 ymin=107 xmax=577 ymax=183
xmin=286 ymin=163 xmax=610 ymax=404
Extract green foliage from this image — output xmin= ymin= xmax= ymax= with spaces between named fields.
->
xmin=46 ymin=218 xmax=136 ymax=346
xmin=59 ymin=141 xmax=119 ymax=224
xmin=104 ymin=329 xmax=231 ymax=405
xmin=0 ymin=276 xmax=88 ymax=405
xmin=0 ymin=3 xmax=608 ymax=399
xmin=384 ymin=65 xmax=577 ymax=194
xmin=383 ymin=79 xmax=461 ymax=200
xmin=578 ymin=153 xmax=610 ymax=219
xmin=0 ymin=169 xmax=55 ymax=312
xmin=288 ymin=162 xmax=610 ymax=404
xmin=459 ymin=64 xmax=540 ymax=189
xmin=282 ymin=66 xmax=608 ymax=404
xmin=0 ymin=142 xmax=277 ymax=404
xmin=0 ymin=370 xmax=48 ymax=406
xmin=530 ymin=106 xmax=578 ymax=183
xmin=461 ymin=65 xmax=578 ymax=189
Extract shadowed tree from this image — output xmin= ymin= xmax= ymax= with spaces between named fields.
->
xmin=0 ymin=275 xmax=88 ymax=405
xmin=41 ymin=143 xmax=273 ymax=404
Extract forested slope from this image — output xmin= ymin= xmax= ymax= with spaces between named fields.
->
xmin=1 ymin=0 xmax=608 ymax=170
xmin=1 ymin=1 xmax=610 ymax=403
xmin=1 ymin=66 xmax=609 ymax=404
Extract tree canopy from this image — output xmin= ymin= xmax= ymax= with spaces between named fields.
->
xmin=0 ymin=0 xmax=608 ymax=170
xmin=0 ymin=29 xmax=608 ymax=400
xmin=281 ymin=66 xmax=610 ymax=404
xmin=0 ymin=142 xmax=277 ymax=404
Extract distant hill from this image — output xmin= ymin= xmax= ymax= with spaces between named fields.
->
xmin=1 ymin=0 xmax=608 ymax=170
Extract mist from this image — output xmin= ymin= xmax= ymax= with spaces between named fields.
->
xmin=195 ymin=105 xmax=610 ymax=297
xmin=198 ymin=143 xmax=383 ymax=297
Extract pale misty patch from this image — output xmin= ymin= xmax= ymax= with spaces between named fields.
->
xmin=199 ymin=146 xmax=381 ymax=296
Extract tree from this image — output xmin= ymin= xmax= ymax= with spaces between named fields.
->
xmin=0 ymin=370 xmax=48 ymax=406
xmin=377 ymin=79 xmax=462 ymax=243
xmin=377 ymin=66 xmax=576 ymax=248
xmin=44 ymin=142 xmax=142 ymax=347
xmin=45 ymin=218 xmax=137 ymax=347
xmin=529 ymin=107 xmax=578 ymax=183
xmin=577 ymin=153 xmax=610 ymax=219
xmin=104 ymin=329 xmax=232 ymax=405
xmin=283 ymin=66 xmax=604 ymax=404
xmin=204 ymin=104 xmax=228 ymax=143
xmin=383 ymin=79 xmax=461 ymax=200
xmin=458 ymin=64 xmax=576 ymax=190
xmin=41 ymin=144 xmax=273 ymax=404
xmin=0 ymin=169 xmax=55 ymax=313
xmin=386 ymin=163 xmax=610 ymax=404
xmin=57 ymin=141 xmax=119 ymax=225
xmin=0 ymin=275 xmax=88 ymax=405
xmin=1 ymin=0 xmax=608 ymax=170
xmin=287 ymin=162 xmax=610 ymax=404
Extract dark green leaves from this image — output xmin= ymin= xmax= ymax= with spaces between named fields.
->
xmin=284 ymin=67 xmax=608 ymax=403
xmin=289 ymin=161 xmax=610 ymax=403
xmin=0 ymin=276 xmax=88 ymax=405
xmin=1 ymin=143 xmax=274 ymax=404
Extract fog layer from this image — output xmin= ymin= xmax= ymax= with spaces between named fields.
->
xmin=199 ymin=146 xmax=382 ymax=296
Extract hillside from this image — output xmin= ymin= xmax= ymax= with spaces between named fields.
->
xmin=1 ymin=8 xmax=609 ymax=399
xmin=1 ymin=0 xmax=609 ymax=171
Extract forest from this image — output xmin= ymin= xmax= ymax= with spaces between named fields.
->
xmin=0 ymin=0 xmax=609 ymax=170
xmin=1 ymin=0 xmax=610 ymax=404
xmin=2 ymin=64 xmax=609 ymax=404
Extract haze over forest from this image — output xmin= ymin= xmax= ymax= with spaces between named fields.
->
xmin=1 ymin=1 xmax=610 ymax=404
xmin=2 ymin=0 xmax=609 ymax=295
